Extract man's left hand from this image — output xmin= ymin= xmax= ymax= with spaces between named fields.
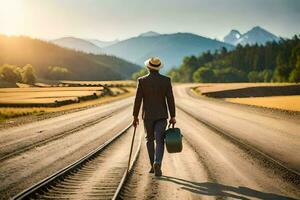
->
xmin=132 ymin=117 xmax=139 ymax=127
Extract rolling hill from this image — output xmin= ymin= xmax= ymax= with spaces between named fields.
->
xmin=224 ymin=26 xmax=279 ymax=46
xmin=0 ymin=35 xmax=140 ymax=80
xmin=88 ymin=39 xmax=119 ymax=48
xmin=52 ymin=37 xmax=103 ymax=54
xmin=103 ymin=32 xmax=233 ymax=72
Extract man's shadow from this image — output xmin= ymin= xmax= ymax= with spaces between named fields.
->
xmin=157 ymin=176 xmax=298 ymax=200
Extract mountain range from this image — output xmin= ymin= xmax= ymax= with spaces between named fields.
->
xmin=103 ymin=32 xmax=233 ymax=72
xmin=223 ymin=26 xmax=279 ymax=46
xmin=52 ymin=32 xmax=233 ymax=72
xmin=51 ymin=26 xmax=280 ymax=72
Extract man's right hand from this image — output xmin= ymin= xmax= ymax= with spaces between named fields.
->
xmin=132 ymin=117 xmax=139 ymax=127
xmin=169 ymin=117 xmax=176 ymax=126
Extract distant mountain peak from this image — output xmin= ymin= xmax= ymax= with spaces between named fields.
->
xmin=247 ymin=26 xmax=271 ymax=35
xmin=230 ymin=29 xmax=241 ymax=34
xmin=88 ymin=39 xmax=119 ymax=48
xmin=224 ymin=30 xmax=242 ymax=45
xmin=223 ymin=26 xmax=279 ymax=46
xmin=52 ymin=37 xmax=103 ymax=54
xmin=251 ymin=26 xmax=264 ymax=31
xmin=138 ymin=31 xmax=160 ymax=37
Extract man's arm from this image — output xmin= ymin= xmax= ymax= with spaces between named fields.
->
xmin=166 ymin=78 xmax=176 ymax=119
xmin=132 ymin=79 xmax=143 ymax=126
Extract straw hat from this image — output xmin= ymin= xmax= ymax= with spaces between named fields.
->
xmin=144 ymin=57 xmax=164 ymax=70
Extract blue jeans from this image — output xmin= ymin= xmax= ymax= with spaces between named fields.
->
xmin=143 ymin=119 xmax=167 ymax=165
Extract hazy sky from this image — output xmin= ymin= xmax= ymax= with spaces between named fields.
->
xmin=0 ymin=0 xmax=299 ymax=41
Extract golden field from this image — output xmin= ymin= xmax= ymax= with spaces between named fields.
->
xmin=192 ymin=83 xmax=300 ymax=112
xmin=225 ymin=95 xmax=300 ymax=112
xmin=0 ymin=87 xmax=103 ymax=105
xmin=0 ymin=81 xmax=136 ymax=121
xmin=0 ymin=90 xmax=134 ymax=121
xmin=192 ymin=83 xmax=295 ymax=94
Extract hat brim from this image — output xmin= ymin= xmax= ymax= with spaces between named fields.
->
xmin=144 ymin=59 xmax=164 ymax=70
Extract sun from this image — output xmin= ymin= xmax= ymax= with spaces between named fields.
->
xmin=0 ymin=0 xmax=24 ymax=35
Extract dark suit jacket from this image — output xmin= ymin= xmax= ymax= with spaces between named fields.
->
xmin=133 ymin=71 xmax=175 ymax=120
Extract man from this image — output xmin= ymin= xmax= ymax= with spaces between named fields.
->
xmin=132 ymin=57 xmax=176 ymax=177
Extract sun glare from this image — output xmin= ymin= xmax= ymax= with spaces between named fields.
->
xmin=0 ymin=0 xmax=24 ymax=35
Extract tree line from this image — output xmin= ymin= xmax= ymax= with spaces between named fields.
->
xmin=167 ymin=35 xmax=300 ymax=83
xmin=0 ymin=64 xmax=71 ymax=85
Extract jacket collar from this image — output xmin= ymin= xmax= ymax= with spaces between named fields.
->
xmin=149 ymin=71 xmax=159 ymax=76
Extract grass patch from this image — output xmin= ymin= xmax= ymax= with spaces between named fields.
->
xmin=0 ymin=108 xmax=45 ymax=121
xmin=191 ymin=87 xmax=202 ymax=96
xmin=60 ymin=80 xmax=135 ymax=87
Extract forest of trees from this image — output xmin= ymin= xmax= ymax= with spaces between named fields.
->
xmin=0 ymin=64 xmax=37 ymax=84
xmin=167 ymin=35 xmax=300 ymax=83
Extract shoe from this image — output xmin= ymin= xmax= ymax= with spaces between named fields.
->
xmin=149 ymin=167 xmax=154 ymax=173
xmin=153 ymin=163 xmax=162 ymax=177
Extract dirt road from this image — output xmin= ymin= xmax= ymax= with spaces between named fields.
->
xmin=121 ymin=84 xmax=299 ymax=199
xmin=0 ymin=84 xmax=299 ymax=199
xmin=122 ymin=110 xmax=299 ymax=199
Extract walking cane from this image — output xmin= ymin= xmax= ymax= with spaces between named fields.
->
xmin=127 ymin=125 xmax=137 ymax=174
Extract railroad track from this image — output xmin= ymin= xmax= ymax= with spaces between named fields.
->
xmin=13 ymin=125 xmax=141 ymax=200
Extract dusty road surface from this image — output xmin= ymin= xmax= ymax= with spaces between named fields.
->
xmin=175 ymin=84 xmax=300 ymax=174
xmin=0 ymin=84 xmax=299 ymax=199
xmin=0 ymin=97 xmax=133 ymax=160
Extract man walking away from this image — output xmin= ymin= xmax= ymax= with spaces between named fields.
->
xmin=132 ymin=57 xmax=176 ymax=177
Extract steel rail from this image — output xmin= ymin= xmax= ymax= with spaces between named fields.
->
xmin=112 ymin=127 xmax=142 ymax=200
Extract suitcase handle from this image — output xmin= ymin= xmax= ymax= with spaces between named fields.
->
xmin=168 ymin=123 xmax=175 ymax=128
